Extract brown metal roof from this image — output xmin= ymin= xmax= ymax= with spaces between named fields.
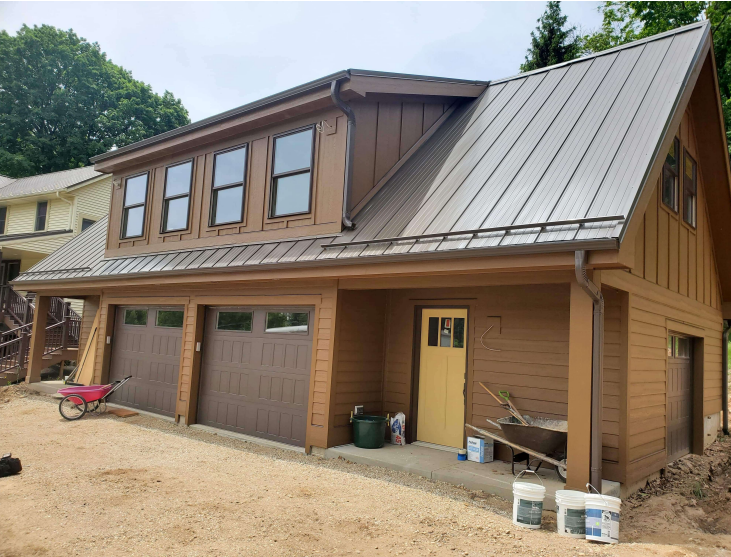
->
xmin=14 ymin=22 xmax=710 ymax=285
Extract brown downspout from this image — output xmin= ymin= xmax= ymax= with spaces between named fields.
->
xmin=723 ymin=321 xmax=730 ymax=435
xmin=330 ymin=78 xmax=356 ymax=230
xmin=574 ymin=250 xmax=604 ymax=490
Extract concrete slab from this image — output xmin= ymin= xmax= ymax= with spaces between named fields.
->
xmin=25 ymin=381 xmax=64 ymax=397
xmin=324 ymin=443 xmax=564 ymax=509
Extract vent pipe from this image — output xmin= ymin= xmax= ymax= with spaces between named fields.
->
xmin=574 ymin=250 xmax=604 ymax=490
xmin=330 ymin=78 xmax=356 ymax=230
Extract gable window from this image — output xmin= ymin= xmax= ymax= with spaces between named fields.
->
xmin=162 ymin=160 xmax=193 ymax=232
xmin=81 ymin=218 xmax=96 ymax=231
xmin=0 ymin=207 xmax=7 ymax=235
xmin=683 ymin=150 xmax=697 ymax=228
xmin=662 ymin=137 xmax=679 ymax=212
xmin=210 ymin=145 xmax=247 ymax=226
xmin=270 ymin=127 xmax=314 ymax=218
xmin=35 ymin=201 xmax=48 ymax=231
xmin=121 ymin=173 xmax=148 ymax=239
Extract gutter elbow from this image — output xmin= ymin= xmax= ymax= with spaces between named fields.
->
xmin=330 ymin=78 xmax=356 ymax=231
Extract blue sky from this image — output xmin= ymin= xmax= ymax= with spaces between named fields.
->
xmin=0 ymin=2 xmax=603 ymax=123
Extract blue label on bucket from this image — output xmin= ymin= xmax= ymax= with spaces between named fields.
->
xmin=585 ymin=508 xmax=619 ymax=541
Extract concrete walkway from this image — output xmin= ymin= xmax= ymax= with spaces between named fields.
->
xmin=324 ymin=443 xmax=565 ymax=509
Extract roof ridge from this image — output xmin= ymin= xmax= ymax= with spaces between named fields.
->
xmin=490 ymin=20 xmax=709 ymax=86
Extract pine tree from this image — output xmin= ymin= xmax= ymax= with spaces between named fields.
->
xmin=520 ymin=1 xmax=583 ymax=72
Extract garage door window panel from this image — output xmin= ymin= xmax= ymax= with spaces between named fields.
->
xmin=124 ymin=309 xmax=148 ymax=326
xmin=217 ymin=310 xmax=253 ymax=332
xmin=265 ymin=311 xmax=309 ymax=333
xmin=156 ymin=310 xmax=184 ymax=328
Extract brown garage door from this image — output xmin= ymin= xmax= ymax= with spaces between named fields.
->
xmin=197 ymin=307 xmax=312 ymax=446
xmin=108 ymin=306 xmax=184 ymax=417
xmin=667 ymin=334 xmax=693 ymax=463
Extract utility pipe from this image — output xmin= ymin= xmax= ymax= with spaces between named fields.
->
xmin=330 ymin=78 xmax=356 ymax=230
xmin=574 ymin=250 xmax=604 ymax=490
xmin=723 ymin=321 xmax=730 ymax=435
xmin=56 ymin=191 xmax=75 ymax=231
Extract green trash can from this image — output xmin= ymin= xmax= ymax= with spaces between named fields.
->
xmin=351 ymin=415 xmax=387 ymax=449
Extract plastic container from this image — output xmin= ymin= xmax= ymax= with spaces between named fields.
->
xmin=555 ymin=490 xmax=586 ymax=538
xmin=457 ymin=449 xmax=467 ymax=461
xmin=351 ymin=415 xmax=387 ymax=449
xmin=585 ymin=493 xmax=621 ymax=544
xmin=512 ymin=471 xmax=546 ymax=529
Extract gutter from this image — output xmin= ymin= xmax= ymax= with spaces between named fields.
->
xmin=724 ymin=321 xmax=730 ymax=435
xmin=574 ymin=250 xmax=604 ymax=490
xmin=330 ymin=77 xmax=356 ymax=230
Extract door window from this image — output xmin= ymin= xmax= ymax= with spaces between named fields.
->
xmin=427 ymin=315 xmax=466 ymax=348
xmin=668 ymin=334 xmax=691 ymax=358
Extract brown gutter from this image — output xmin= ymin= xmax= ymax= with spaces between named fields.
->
xmin=574 ymin=250 xmax=604 ymax=490
xmin=330 ymin=77 xmax=356 ymax=230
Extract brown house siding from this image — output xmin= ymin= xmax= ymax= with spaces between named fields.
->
xmin=77 ymin=296 xmax=100 ymax=355
xmin=602 ymin=288 xmax=622 ymax=468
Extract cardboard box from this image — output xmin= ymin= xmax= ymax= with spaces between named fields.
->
xmin=467 ymin=436 xmax=494 ymax=463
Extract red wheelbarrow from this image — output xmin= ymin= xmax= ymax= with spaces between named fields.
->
xmin=57 ymin=376 xmax=132 ymax=421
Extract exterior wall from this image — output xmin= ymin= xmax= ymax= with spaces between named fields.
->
xmin=73 ymin=176 xmax=113 ymax=233
xmin=602 ymin=287 xmax=624 ymax=476
xmin=77 ymin=296 xmax=100 ymax=353
xmin=328 ymin=289 xmax=388 ymax=446
xmin=90 ymin=281 xmax=339 ymax=451
xmin=5 ymin=199 xmax=70 ymax=236
xmin=105 ymin=109 xmax=348 ymax=257
xmin=350 ymin=100 xmax=448 ymax=209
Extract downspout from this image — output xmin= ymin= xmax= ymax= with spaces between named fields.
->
xmin=330 ymin=78 xmax=356 ymax=230
xmin=574 ymin=250 xmax=604 ymax=490
xmin=723 ymin=320 xmax=730 ymax=435
xmin=56 ymin=191 xmax=75 ymax=231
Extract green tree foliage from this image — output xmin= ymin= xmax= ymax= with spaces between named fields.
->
xmin=0 ymin=25 xmax=190 ymax=178
xmin=520 ymin=1 xmax=583 ymax=72
xmin=582 ymin=2 xmax=731 ymax=154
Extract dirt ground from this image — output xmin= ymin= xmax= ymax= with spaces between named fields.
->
xmin=0 ymin=386 xmax=729 ymax=557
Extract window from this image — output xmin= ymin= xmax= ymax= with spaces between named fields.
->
xmin=81 ymin=218 xmax=96 ymax=231
xmin=427 ymin=317 xmax=439 ymax=346
xmin=453 ymin=318 xmax=465 ymax=348
xmin=121 ymin=173 xmax=149 ymax=239
xmin=35 ymin=201 xmax=48 ymax=231
xmin=265 ymin=311 xmax=309 ymax=333
xmin=662 ymin=137 xmax=679 ymax=212
xmin=156 ymin=310 xmax=184 ymax=328
xmin=270 ymin=127 xmax=314 ymax=218
xmin=668 ymin=334 xmax=691 ymax=359
xmin=427 ymin=315 xmax=465 ymax=348
xmin=440 ymin=317 xmax=452 ymax=347
xmin=216 ymin=311 xmax=252 ymax=331
xmin=124 ymin=308 xmax=148 ymax=326
xmin=162 ymin=160 xmax=193 ymax=232
xmin=0 ymin=207 xmax=7 ymax=235
xmin=210 ymin=145 xmax=247 ymax=226
xmin=683 ymin=150 xmax=697 ymax=228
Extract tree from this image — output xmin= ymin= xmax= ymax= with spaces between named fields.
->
xmin=0 ymin=25 xmax=190 ymax=178
xmin=520 ymin=2 xmax=583 ymax=72
xmin=581 ymin=2 xmax=731 ymax=154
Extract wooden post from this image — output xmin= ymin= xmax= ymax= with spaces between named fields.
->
xmin=567 ymin=280 xmax=594 ymax=490
xmin=25 ymin=295 xmax=50 ymax=384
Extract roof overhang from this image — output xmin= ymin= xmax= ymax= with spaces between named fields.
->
xmin=91 ymin=69 xmax=488 ymax=174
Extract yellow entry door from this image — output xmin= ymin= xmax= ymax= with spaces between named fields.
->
xmin=417 ymin=308 xmax=468 ymax=448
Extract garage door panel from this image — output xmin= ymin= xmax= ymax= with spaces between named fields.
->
xmin=108 ymin=306 xmax=183 ymax=418
xmin=198 ymin=306 xmax=313 ymax=446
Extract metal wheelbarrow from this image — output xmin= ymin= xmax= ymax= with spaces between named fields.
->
xmin=466 ymin=416 xmax=568 ymax=481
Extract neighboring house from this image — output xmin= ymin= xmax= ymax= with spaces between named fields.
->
xmin=14 ymin=22 xmax=731 ymax=496
xmin=0 ymin=167 xmax=111 ymax=298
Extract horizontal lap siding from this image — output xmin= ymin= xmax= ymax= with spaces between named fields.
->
xmin=329 ymin=290 xmax=387 ymax=446
xmin=312 ymin=293 xmax=336 ymax=431
xmin=603 ymin=288 xmax=622 ymax=465
xmin=77 ymin=296 xmax=100 ymax=355
xmin=74 ymin=177 xmax=113 ymax=232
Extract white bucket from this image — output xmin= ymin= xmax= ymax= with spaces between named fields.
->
xmin=512 ymin=471 xmax=546 ymax=529
xmin=585 ymin=493 xmax=621 ymax=544
xmin=555 ymin=490 xmax=586 ymax=538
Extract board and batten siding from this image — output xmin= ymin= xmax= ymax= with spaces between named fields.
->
xmin=329 ymin=289 xmax=387 ymax=446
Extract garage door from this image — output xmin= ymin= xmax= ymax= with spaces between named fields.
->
xmin=667 ymin=334 xmax=693 ymax=463
xmin=197 ymin=307 xmax=312 ymax=446
xmin=108 ymin=306 xmax=184 ymax=417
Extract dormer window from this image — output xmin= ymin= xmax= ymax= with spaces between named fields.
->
xmin=210 ymin=145 xmax=247 ymax=226
xmin=121 ymin=172 xmax=149 ymax=239
xmin=270 ymin=127 xmax=314 ymax=218
xmin=162 ymin=160 xmax=193 ymax=232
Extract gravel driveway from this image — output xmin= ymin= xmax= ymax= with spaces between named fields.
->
xmin=0 ymin=390 xmax=697 ymax=557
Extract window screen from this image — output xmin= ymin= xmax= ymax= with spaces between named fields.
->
xmin=270 ymin=128 xmax=314 ymax=217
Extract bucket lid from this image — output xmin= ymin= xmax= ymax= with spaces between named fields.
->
xmin=513 ymin=483 xmax=546 ymax=495
xmin=555 ymin=490 xmax=586 ymax=504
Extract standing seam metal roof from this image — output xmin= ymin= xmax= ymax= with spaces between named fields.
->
xmin=14 ymin=22 xmax=710 ymax=284
xmin=0 ymin=167 xmax=103 ymax=199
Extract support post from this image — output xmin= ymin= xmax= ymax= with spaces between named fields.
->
xmin=567 ymin=280 xmax=594 ymax=489
xmin=25 ymin=295 xmax=50 ymax=384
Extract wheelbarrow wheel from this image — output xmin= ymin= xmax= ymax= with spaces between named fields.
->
xmin=556 ymin=459 xmax=567 ymax=482
xmin=59 ymin=394 xmax=87 ymax=421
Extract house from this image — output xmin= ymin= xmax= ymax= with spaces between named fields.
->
xmin=13 ymin=21 xmax=730 ymax=495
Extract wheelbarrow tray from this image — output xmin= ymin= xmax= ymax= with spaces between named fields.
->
xmin=497 ymin=416 xmax=567 ymax=456
xmin=57 ymin=384 xmax=113 ymax=404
